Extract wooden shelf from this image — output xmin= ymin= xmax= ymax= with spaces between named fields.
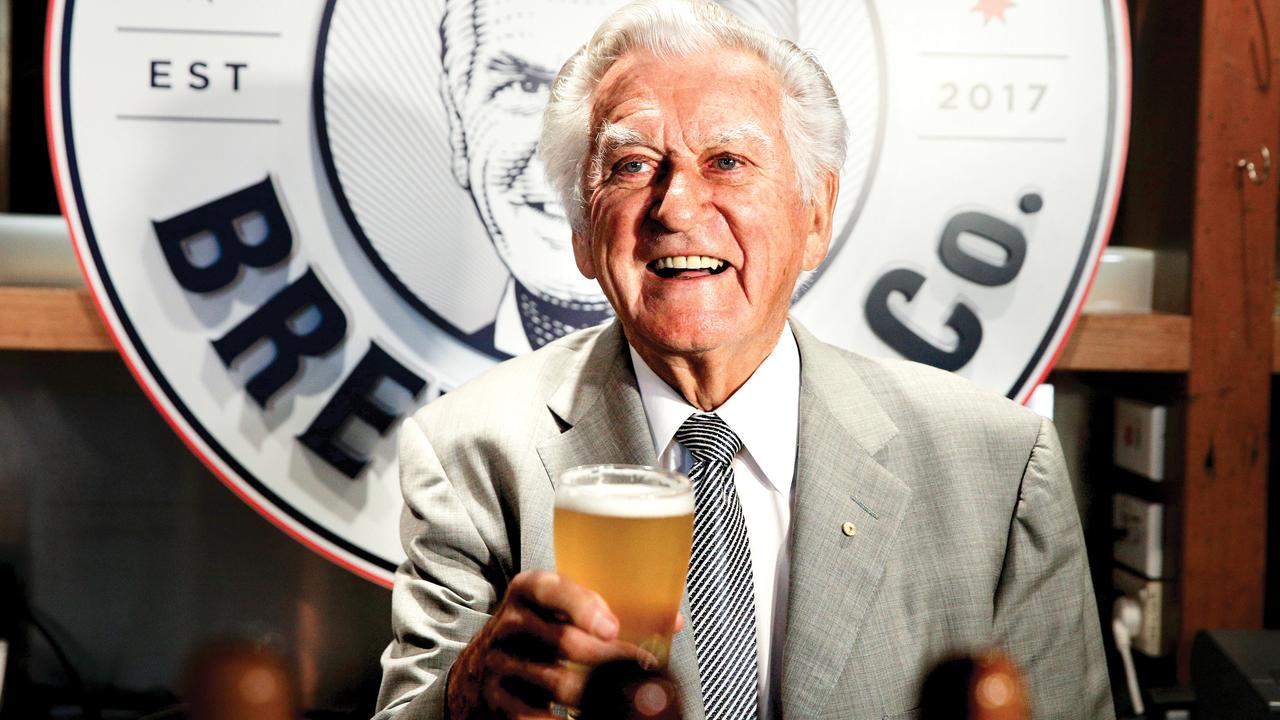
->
xmin=0 ymin=286 xmax=1208 ymax=372
xmin=1054 ymin=313 xmax=1191 ymax=372
xmin=0 ymin=286 xmax=113 ymax=351
xmin=0 ymin=289 xmax=1274 ymax=378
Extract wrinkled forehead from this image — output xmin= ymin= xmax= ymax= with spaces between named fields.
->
xmin=443 ymin=0 xmax=620 ymax=78
xmin=589 ymin=49 xmax=786 ymax=137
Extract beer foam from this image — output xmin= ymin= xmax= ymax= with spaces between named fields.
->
xmin=556 ymin=483 xmax=694 ymax=518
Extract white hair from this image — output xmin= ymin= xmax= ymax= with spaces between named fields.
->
xmin=539 ymin=0 xmax=848 ymax=236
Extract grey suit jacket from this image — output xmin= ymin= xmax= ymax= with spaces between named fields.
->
xmin=375 ymin=320 xmax=1114 ymax=719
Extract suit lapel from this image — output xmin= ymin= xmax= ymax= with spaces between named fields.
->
xmin=534 ymin=322 xmax=705 ymax=720
xmin=536 ymin=322 xmax=656 ymax=477
xmin=781 ymin=323 xmax=912 ymax=718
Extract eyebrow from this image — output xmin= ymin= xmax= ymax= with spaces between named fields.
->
xmin=588 ymin=119 xmax=768 ymax=159
xmin=589 ymin=121 xmax=659 ymax=185
xmin=698 ymin=122 xmax=773 ymax=149
xmin=594 ymin=121 xmax=657 ymax=157
xmin=593 ymin=120 xmax=773 ymax=161
xmin=587 ymin=121 xmax=775 ymax=185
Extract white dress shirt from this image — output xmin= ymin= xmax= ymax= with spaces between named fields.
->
xmin=628 ymin=324 xmax=799 ymax=720
xmin=493 ymin=280 xmax=533 ymax=357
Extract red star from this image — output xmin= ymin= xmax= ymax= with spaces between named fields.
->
xmin=972 ymin=0 xmax=1015 ymax=25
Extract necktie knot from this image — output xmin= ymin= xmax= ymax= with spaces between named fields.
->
xmin=675 ymin=412 xmax=742 ymax=467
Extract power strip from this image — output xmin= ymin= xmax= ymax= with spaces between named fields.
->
xmin=1113 ymin=566 xmax=1175 ymax=656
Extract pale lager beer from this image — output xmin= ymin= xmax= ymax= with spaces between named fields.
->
xmin=554 ymin=466 xmax=694 ymax=666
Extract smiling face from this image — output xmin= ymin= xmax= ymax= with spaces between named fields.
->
xmin=575 ymin=48 xmax=838 ymax=364
xmin=442 ymin=0 xmax=616 ymax=303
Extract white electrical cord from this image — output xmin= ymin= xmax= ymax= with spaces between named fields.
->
xmin=1112 ymin=596 xmax=1145 ymax=717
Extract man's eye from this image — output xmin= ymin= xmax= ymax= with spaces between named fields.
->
xmin=714 ymin=157 xmax=741 ymax=171
xmin=620 ymin=160 xmax=648 ymax=174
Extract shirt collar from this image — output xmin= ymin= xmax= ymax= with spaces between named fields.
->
xmin=493 ymin=280 xmax=532 ymax=356
xmin=628 ymin=323 xmax=800 ymax=495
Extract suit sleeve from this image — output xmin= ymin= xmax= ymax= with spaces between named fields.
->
xmin=373 ymin=415 xmax=503 ymax=719
xmin=993 ymin=417 xmax=1114 ymax=720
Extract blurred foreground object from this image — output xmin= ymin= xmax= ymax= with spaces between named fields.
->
xmin=579 ymin=659 xmax=681 ymax=720
xmin=1192 ymin=629 xmax=1280 ymax=720
xmin=919 ymin=649 xmax=1029 ymax=720
xmin=182 ymin=639 xmax=298 ymax=720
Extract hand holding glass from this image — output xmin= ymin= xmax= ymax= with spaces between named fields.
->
xmin=553 ymin=465 xmax=694 ymax=667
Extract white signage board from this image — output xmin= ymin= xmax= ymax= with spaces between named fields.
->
xmin=47 ymin=0 xmax=1129 ymax=584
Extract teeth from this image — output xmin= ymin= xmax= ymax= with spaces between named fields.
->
xmin=652 ymin=256 xmax=726 ymax=271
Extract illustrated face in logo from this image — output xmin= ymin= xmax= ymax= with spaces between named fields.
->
xmin=440 ymin=0 xmax=618 ymax=350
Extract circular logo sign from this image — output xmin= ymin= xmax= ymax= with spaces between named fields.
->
xmin=47 ymin=0 xmax=1129 ymax=585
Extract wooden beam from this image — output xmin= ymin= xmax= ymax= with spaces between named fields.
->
xmin=1056 ymin=314 xmax=1190 ymax=372
xmin=1179 ymin=0 xmax=1277 ymax=680
xmin=0 ymin=286 xmax=112 ymax=351
xmin=1273 ymin=317 xmax=1280 ymax=373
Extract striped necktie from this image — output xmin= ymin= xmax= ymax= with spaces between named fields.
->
xmin=676 ymin=412 xmax=759 ymax=719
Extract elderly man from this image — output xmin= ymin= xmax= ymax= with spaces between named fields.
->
xmin=377 ymin=1 xmax=1113 ymax=718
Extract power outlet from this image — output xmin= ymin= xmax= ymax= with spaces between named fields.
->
xmin=1113 ymin=493 xmax=1170 ymax=579
xmin=1114 ymin=398 xmax=1168 ymax=480
xmin=1113 ymin=567 xmax=1176 ymax=657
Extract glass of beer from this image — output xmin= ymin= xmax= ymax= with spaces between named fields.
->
xmin=554 ymin=464 xmax=694 ymax=667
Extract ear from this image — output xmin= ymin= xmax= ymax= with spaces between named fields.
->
xmin=801 ymin=170 xmax=839 ymax=271
xmin=440 ymin=82 xmax=471 ymax=188
xmin=572 ymin=231 xmax=598 ymax=279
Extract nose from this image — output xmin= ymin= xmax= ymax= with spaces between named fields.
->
xmin=648 ymin=165 xmax=711 ymax=232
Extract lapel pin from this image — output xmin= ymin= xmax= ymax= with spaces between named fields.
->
xmin=842 ymin=521 xmax=858 ymax=537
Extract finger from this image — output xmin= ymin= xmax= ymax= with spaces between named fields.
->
xmin=511 ymin=570 xmax=618 ymax=640
xmin=673 ymin=612 xmax=686 ymax=633
xmin=616 ymin=640 xmax=660 ymax=671
xmin=502 ymin=611 xmax=643 ymax=666
xmin=490 ymin=653 xmax=590 ymax=708
xmin=482 ymin=674 xmax=557 ymax=720
xmin=488 ymin=604 xmax=582 ymax=661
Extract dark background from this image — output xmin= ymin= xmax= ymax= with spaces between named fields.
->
xmin=1 ymin=4 xmax=389 ymax=718
xmin=7 ymin=1 xmax=1280 ymax=718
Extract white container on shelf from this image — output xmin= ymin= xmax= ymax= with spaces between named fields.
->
xmin=1082 ymin=246 xmax=1155 ymax=314
xmin=1112 ymin=492 xmax=1169 ymax=579
xmin=0 ymin=214 xmax=83 ymax=287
